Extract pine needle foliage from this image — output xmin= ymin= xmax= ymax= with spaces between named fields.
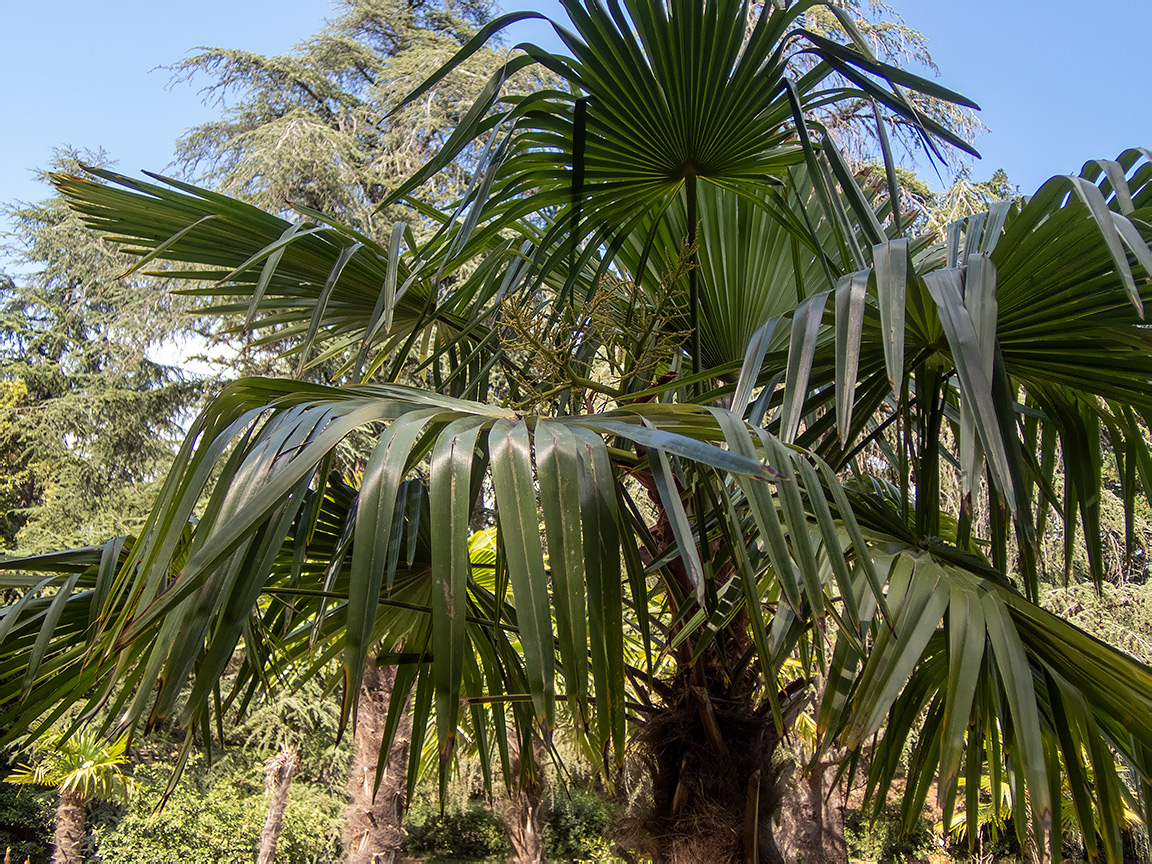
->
xmin=168 ymin=0 xmax=534 ymax=235
xmin=0 ymin=150 xmax=200 ymax=552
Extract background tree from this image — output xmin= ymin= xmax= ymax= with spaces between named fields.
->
xmin=0 ymin=378 xmax=41 ymax=550
xmin=167 ymin=0 xmax=517 ymax=233
xmin=236 ymin=685 xmax=344 ymax=864
xmin=4 ymin=731 xmax=132 ymax=864
xmin=924 ymin=166 xmax=1020 ymax=232
xmin=0 ymin=149 xmax=200 ymax=554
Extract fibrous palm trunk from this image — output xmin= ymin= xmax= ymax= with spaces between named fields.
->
xmin=500 ymin=738 xmax=546 ymax=863
xmin=51 ymin=790 xmax=86 ymax=864
xmin=256 ymin=744 xmax=300 ymax=864
xmin=343 ymin=659 xmax=410 ymax=863
xmin=629 ymin=659 xmax=807 ymax=864
xmin=628 ymin=475 xmax=807 ymax=863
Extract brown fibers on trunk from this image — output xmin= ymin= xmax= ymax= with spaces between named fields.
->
xmin=51 ymin=790 xmax=87 ymax=864
xmin=618 ymin=661 xmax=808 ymax=864
xmin=343 ymin=659 xmax=410 ymax=863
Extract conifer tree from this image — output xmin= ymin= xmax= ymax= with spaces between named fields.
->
xmin=0 ymin=150 xmax=199 ymax=553
xmin=168 ymin=0 xmax=515 ymax=235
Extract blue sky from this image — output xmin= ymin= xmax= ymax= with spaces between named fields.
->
xmin=2 ymin=0 xmax=1148 ymax=261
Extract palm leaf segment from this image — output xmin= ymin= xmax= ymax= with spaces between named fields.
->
xmin=752 ymin=150 xmax=1152 ymax=856
xmin=52 ymin=168 xmax=489 ymax=382
xmin=5 ymin=729 xmax=133 ymax=803
xmin=813 ymin=534 xmax=1152 ymax=862
xmin=386 ymin=0 xmax=976 ymax=271
xmin=0 ymin=381 xmax=880 ymax=775
xmin=769 ymin=149 xmax=1152 ymax=593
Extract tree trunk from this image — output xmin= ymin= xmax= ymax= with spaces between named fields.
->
xmin=775 ymin=754 xmax=847 ymax=864
xmin=624 ymin=664 xmax=809 ymax=864
xmin=343 ymin=659 xmax=410 ymax=864
xmin=625 ymin=466 xmax=809 ymax=862
xmin=50 ymin=790 xmax=87 ymax=864
xmin=256 ymin=744 xmax=300 ymax=864
xmin=500 ymin=738 xmax=546 ymax=864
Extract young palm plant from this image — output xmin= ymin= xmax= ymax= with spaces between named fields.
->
xmin=4 ymin=730 xmax=132 ymax=864
xmin=2 ymin=0 xmax=1152 ymax=862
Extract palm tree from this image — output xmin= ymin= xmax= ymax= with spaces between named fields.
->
xmin=2 ymin=0 xmax=1152 ymax=861
xmin=4 ymin=731 xmax=132 ymax=864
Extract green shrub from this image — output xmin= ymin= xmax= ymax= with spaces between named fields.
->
xmin=90 ymin=758 xmax=343 ymax=863
xmin=402 ymin=800 xmax=509 ymax=858
xmin=844 ymin=803 xmax=936 ymax=864
xmin=544 ymin=784 xmax=616 ymax=860
xmin=942 ymin=817 xmax=1024 ymax=862
xmin=0 ymin=783 xmax=54 ymax=863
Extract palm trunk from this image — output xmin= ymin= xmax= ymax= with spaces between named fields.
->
xmin=51 ymin=790 xmax=87 ymax=864
xmin=776 ymin=753 xmax=847 ymax=864
xmin=628 ymin=471 xmax=807 ymax=862
xmin=500 ymin=739 xmax=546 ymax=864
xmin=256 ymin=744 xmax=300 ymax=864
xmin=631 ymin=664 xmax=807 ymax=864
xmin=503 ymin=787 xmax=546 ymax=863
xmin=343 ymin=659 xmax=410 ymax=864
